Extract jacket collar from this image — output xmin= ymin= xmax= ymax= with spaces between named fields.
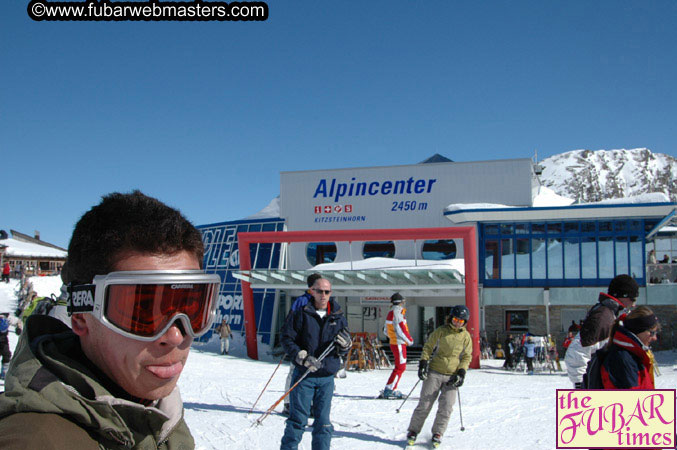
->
xmin=3 ymin=315 xmax=186 ymax=447
xmin=598 ymin=292 xmax=627 ymax=315
xmin=612 ymin=326 xmax=651 ymax=366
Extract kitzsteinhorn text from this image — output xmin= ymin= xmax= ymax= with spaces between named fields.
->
xmin=28 ymin=0 xmax=268 ymax=22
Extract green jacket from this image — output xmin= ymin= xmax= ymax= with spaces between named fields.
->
xmin=421 ymin=324 xmax=473 ymax=375
xmin=0 ymin=315 xmax=195 ymax=450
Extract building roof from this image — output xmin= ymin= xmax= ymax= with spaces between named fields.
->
xmin=0 ymin=237 xmax=67 ymax=259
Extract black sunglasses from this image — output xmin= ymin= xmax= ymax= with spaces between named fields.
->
xmin=313 ymin=289 xmax=332 ymax=295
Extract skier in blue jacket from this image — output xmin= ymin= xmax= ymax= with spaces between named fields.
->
xmin=280 ymin=277 xmax=351 ymax=450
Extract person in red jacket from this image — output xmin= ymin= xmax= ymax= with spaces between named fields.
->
xmin=1 ymin=263 xmax=10 ymax=283
xmin=601 ymin=306 xmax=659 ymax=389
xmin=379 ymin=293 xmax=414 ymax=399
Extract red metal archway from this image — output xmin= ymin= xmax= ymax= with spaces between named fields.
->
xmin=238 ymin=227 xmax=480 ymax=369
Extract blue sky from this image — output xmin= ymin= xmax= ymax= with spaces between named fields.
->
xmin=2 ymin=1 xmax=676 ymax=248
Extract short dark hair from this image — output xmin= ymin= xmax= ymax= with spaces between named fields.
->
xmin=63 ymin=190 xmax=204 ymax=285
xmin=307 ymin=273 xmax=322 ymax=288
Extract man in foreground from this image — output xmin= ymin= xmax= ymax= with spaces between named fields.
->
xmin=565 ymin=274 xmax=638 ymax=388
xmin=0 ymin=190 xmax=220 ymax=449
xmin=280 ymin=277 xmax=351 ymax=450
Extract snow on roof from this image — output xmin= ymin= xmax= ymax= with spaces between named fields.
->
xmin=244 ymin=196 xmax=280 ymax=220
xmin=312 ymin=257 xmax=466 ymax=275
xmin=532 ymin=185 xmax=574 ymax=207
xmin=0 ymin=238 xmax=67 ymax=258
xmin=445 ymin=192 xmax=672 ymax=214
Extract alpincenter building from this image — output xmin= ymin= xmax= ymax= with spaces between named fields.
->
xmin=197 ymin=156 xmax=677 ymax=366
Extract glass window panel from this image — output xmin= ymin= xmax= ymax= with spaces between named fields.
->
xmin=564 ymin=222 xmax=579 ymax=234
xmin=248 ymin=224 xmax=262 ymax=232
xmin=644 ymin=220 xmax=659 ymax=233
xmin=422 ymin=239 xmax=457 ymax=260
xmin=532 ymin=223 xmax=546 ymax=234
xmin=532 ymin=238 xmax=546 ymax=278
xmin=615 ymin=221 xmax=627 ymax=233
xmin=501 ymin=239 xmax=514 ymax=280
xmin=363 ymin=241 xmax=395 ymax=259
xmin=564 ymin=238 xmax=580 ymax=279
xmin=484 ymin=240 xmax=499 ymax=279
xmin=629 ymin=237 xmax=643 ymax=279
xmin=484 ymin=224 xmax=499 ymax=235
xmin=581 ymin=222 xmax=596 ymax=233
xmin=515 ymin=238 xmax=530 ymax=279
xmin=505 ymin=310 xmax=529 ymax=331
xmin=262 ymin=223 xmax=276 ymax=231
xmin=515 ymin=223 xmax=529 ymax=234
xmin=548 ymin=238 xmax=563 ymax=279
xmin=500 ymin=224 xmax=514 ymax=234
xmin=306 ymin=242 xmax=337 ymax=265
xmin=547 ymin=222 xmax=562 ymax=234
xmin=598 ymin=237 xmax=614 ymax=278
xmin=615 ymin=237 xmax=629 ymax=275
xmin=581 ymin=237 xmax=597 ymax=278
xmin=629 ymin=220 xmax=641 ymax=232
xmin=599 ymin=221 xmax=612 ymax=232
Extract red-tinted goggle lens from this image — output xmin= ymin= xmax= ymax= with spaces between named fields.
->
xmin=105 ymin=283 xmax=215 ymax=338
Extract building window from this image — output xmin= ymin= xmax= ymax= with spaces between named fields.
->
xmin=362 ymin=241 xmax=395 ymax=259
xmin=421 ymin=239 xmax=457 ymax=260
xmin=480 ymin=219 xmax=651 ymax=287
xmin=306 ymin=242 xmax=337 ymax=266
xmin=505 ymin=310 xmax=529 ymax=332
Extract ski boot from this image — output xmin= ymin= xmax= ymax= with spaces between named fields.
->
xmin=380 ymin=388 xmax=405 ymax=399
xmin=406 ymin=431 xmax=417 ymax=447
xmin=432 ymin=433 xmax=442 ymax=448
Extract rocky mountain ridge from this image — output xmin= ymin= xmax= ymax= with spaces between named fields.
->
xmin=539 ymin=148 xmax=676 ymax=203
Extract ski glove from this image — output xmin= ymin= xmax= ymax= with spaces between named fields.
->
xmin=334 ymin=329 xmax=352 ymax=352
xmin=418 ymin=359 xmax=429 ymax=381
xmin=295 ymin=350 xmax=323 ymax=372
xmin=447 ymin=369 xmax=466 ymax=388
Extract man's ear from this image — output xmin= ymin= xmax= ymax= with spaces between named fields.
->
xmin=70 ymin=314 xmax=89 ymax=337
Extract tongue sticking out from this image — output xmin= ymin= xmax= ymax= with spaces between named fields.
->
xmin=146 ymin=362 xmax=183 ymax=379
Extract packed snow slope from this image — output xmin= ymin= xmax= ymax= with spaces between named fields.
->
xmin=2 ymin=277 xmax=676 ymax=449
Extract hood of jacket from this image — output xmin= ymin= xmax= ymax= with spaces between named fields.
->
xmin=0 ymin=315 xmax=193 ymax=449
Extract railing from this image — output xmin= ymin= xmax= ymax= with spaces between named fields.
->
xmin=647 ymin=263 xmax=677 ymax=284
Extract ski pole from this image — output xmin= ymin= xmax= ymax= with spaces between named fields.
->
xmin=457 ymin=387 xmax=465 ymax=431
xmin=395 ymin=378 xmax=421 ymax=413
xmin=248 ymin=354 xmax=285 ymax=415
xmin=255 ymin=343 xmax=336 ymax=426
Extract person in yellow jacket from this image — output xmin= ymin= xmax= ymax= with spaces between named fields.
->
xmin=406 ymin=305 xmax=472 ymax=448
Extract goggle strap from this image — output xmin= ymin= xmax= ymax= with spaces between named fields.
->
xmin=67 ymin=283 xmax=96 ymax=315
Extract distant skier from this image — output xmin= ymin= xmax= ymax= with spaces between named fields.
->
xmin=406 ymin=305 xmax=473 ymax=448
xmin=215 ymin=318 xmax=232 ymax=355
xmin=379 ymin=292 xmax=413 ymax=399
xmin=1 ymin=263 xmax=9 ymax=283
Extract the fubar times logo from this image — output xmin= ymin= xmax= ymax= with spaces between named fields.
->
xmin=556 ymin=389 xmax=676 ymax=449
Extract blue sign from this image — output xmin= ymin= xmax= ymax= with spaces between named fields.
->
xmin=197 ymin=218 xmax=284 ymax=345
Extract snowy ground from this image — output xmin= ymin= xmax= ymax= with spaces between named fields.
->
xmin=2 ymin=277 xmax=676 ymax=449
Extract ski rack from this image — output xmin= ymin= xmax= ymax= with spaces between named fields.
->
xmin=345 ymin=332 xmax=391 ymax=371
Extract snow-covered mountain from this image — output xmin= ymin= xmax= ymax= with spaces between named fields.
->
xmin=539 ymin=148 xmax=676 ymax=203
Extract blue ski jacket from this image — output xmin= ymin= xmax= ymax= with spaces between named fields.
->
xmin=281 ymin=298 xmax=349 ymax=378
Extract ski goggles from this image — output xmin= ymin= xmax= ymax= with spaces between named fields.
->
xmin=451 ymin=317 xmax=466 ymax=327
xmin=68 ymin=270 xmax=220 ymax=341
